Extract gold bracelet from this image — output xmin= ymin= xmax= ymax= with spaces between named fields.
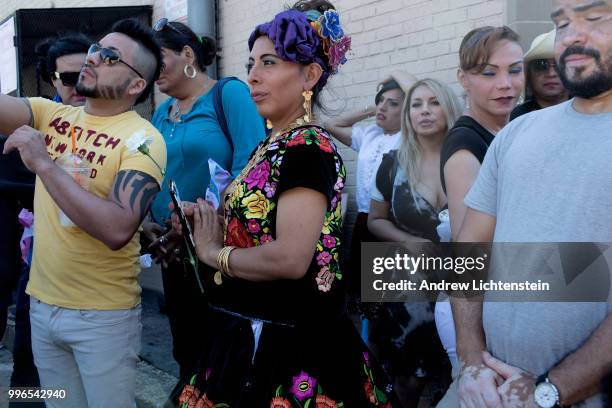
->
xmin=215 ymin=247 xmax=228 ymax=285
xmin=222 ymin=246 xmax=235 ymax=276
xmin=214 ymin=246 xmax=236 ymax=285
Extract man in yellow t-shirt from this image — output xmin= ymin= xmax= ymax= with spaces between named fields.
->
xmin=2 ymin=19 xmax=166 ymax=407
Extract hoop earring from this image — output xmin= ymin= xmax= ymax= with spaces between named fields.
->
xmin=184 ymin=64 xmax=197 ymax=79
xmin=302 ymin=90 xmax=314 ymax=123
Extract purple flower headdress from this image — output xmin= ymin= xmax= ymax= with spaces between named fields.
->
xmin=248 ymin=8 xmax=351 ymax=87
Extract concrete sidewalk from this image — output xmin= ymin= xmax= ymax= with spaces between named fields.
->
xmin=0 ymin=345 xmax=176 ymax=408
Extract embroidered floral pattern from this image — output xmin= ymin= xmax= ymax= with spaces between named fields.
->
xmin=315 ymin=395 xmax=340 ymax=408
xmin=271 ymin=375 xmax=344 ymax=408
xmin=315 ymin=267 xmax=334 ymax=292
xmin=362 ymin=352 xmax=391 ymax=407
xmin=268 ymin=354 xmax=394 ymax=408
xmin=290 ymin=371 xmax=317 ymax=401
xmin=270 ymin=396 xmax=292 ymax=408
xmin=224 ymin=127 xmax=345 ymax=293
xmin=226 ymin=217 xmax=254 ymax=248
xmin=178 ymin=375 xmax=230 ymax=408
xmin=244 ymin=161 xmax=271 ymax=190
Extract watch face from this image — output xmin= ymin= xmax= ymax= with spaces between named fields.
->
xmin=534 ymin=383 xmax=557 ymax=408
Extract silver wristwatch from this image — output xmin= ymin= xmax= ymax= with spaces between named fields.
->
xmin=534 ymin=373 xmax=560 ymax=408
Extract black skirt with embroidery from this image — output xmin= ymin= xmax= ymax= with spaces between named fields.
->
xmin=168 ymin=306 xmax=398 ymax=407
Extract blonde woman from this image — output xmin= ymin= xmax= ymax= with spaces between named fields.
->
xmin=367 ymin=78 xmax=462 ymax=406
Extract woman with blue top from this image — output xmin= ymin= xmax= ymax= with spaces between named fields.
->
xmin=142 ymin=19 xmax=265 ymax=379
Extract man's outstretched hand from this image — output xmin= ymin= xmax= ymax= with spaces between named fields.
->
xmin=3 ymin=125 xmax=52 ymax=173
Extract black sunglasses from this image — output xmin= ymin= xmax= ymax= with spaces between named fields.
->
xmin=154 ymin=18 xmax=183 ymax=35
xmin=53 ymin=71 xmax=80 ymax=87
xmin=531 ymin=59 xmax=557 ymax=73
xmin=87 ymin=43 xmax=144 ymax=79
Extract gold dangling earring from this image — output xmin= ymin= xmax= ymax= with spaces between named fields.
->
xmin=302 ymin=90 xmax=314 ymax=123
xmin=266 ymin=119 xmax=273 ymax=130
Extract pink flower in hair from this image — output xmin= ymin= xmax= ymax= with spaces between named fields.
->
xmin=328 ymin=36 xmax=351 ymax=72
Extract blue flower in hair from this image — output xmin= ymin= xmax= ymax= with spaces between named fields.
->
xmin=320 ymin=10 xmax=344 ymax=42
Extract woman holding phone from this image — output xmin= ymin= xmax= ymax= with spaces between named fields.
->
xmin=169 ymin=2 xmax=398 ymax=406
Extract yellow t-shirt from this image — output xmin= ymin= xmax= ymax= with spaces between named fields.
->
xmin=26 ymin=98 xmax=167 ymax=310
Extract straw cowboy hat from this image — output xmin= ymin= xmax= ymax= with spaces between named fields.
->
xmin=524 ymin=29 xmax=556 ymax=63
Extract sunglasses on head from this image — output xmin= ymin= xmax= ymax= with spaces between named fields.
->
xmin=531 ymin=59 xmax=557 ymax=73
xmin=53 ymin=71 xmax=80 ymax=87
xmin=154 ymin=18 xmax=183 ymax=35
xmin=87 ymin=43 xmax=144 ymax=79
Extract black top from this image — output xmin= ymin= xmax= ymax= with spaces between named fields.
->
xmin=510 ymin=99 xmax=541 ymax=121
xmin=0 ymin=137 xmax=35 ymax=207
xmin=375 ymin=150 xmax=441 ymax=243
xmin=211 ymin=126 xmax=346 ymax=326
xmin=439 ymin=115 xmax=495 ymax=194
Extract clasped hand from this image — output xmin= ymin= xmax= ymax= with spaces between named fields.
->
xmin=458 ymin=351 xmax=537 ymax=408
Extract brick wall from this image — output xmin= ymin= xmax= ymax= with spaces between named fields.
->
xmin=0 ymin=0 xmax=508 ymax=223
xmin=217 ymin=0 xmax=505 ymax=221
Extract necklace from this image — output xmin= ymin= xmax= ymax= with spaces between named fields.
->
xmin=168 ymin=78 xmax=214 ymax=137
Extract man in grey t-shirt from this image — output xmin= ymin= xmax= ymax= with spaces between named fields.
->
xmin=440 ymin=1 xmax=612 ymax=407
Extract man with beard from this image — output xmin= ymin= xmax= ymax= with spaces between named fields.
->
xmin=1 ymin=19 xmax=166 ymax=406
xmin=510 ymin=29 xmax=570 ymax=120
xmin=438 ymin=1 xmax=612 ymax=407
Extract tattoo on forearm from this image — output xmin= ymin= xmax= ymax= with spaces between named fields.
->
xmin=138 ymin=186 xmax=159 ymax=221
xmin=20 ymin=98 xmax=34 ymax=127
xmin=113 ymin=171 xmax=126 ymax=206
xmin=111 ymin=170 xmax=160 ymax=222
xmin=121 ymin=170 xmax=138 ymax=191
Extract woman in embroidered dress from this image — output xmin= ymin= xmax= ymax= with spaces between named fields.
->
xmin=169 ymin=1 xmax=398 ymax=407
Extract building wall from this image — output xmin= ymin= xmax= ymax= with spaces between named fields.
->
xmin=507 ymin=0 xmax=555 ymax=49
xmin=0 ymin=0 xmax=557 ymax=224
xmin=217 ymin=0 xmax=506 ymax=221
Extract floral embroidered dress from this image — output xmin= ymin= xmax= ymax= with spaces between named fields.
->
xmin=174 ymin=126 xmax=397 ymax=408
